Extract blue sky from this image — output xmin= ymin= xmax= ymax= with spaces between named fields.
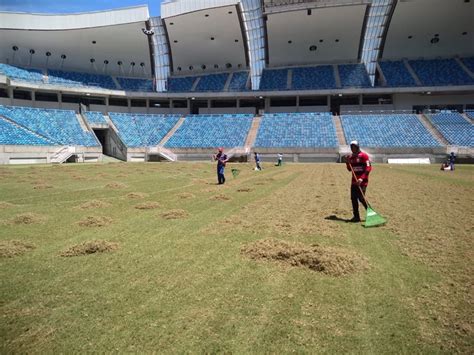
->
xmin=0 ymin=0 xmax=162 ymax=16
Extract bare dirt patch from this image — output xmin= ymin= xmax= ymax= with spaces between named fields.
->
xmin=74 ymin=200 xmax=111 ymax=210
xmin=105 ymin=182 xmax=127 ymax=189
xmin=126 ymin=192 xmax=148 ymax=199
xmin=0 ymin=201 xmax=14 ymax=209
xmin=10 ymin=213 xmax=45 ymax=225
xmin=241 ymin=238 xmax=369 ymax=276
xmin=134 ymin=202 xmax=161 ymax=210
xmin=77 ymin=216 xmax=113 ymax=227
xmin=0 ymin=240 xmax=36 ymax=258
xmin=210 ymin=194 xmax=231 ymax=201
xmin=161 ymin=209 xmax=189 ymax=220
xmin=60 ymin=240 xmax=118 ymax=257
xmin=177 ymin=192 xmax=195 ymax=199
xmin=33 ymin=184 xmax=53 ymax=190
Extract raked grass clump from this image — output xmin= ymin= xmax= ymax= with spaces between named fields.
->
xmin=0 ymin=162 xmax=472 ymax=353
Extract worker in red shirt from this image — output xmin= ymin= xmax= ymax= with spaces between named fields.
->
xmin=345 ymin=140 xmax=372 ymax=222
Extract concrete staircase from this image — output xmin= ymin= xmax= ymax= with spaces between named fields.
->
xmin=244 ymin=115 xmax=262 ymax=151
xmin=158 ymin=116 xmax=185 ymax=147
xmin=51 ymin=146 xmax=76 ymax=164
xmin=403 ymin=59 xmax=422 ymax=86
xmin=332 ymin=115 xmax=347 ymax=145
xmin=417 ymin=114 xmax=449 ymax=145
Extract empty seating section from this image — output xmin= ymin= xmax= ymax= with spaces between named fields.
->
xmin=48 ymin=69 xmax=117 ymax=89
xmin=379 ymin=61 xmax=417 ymax=87
xmin=409 ymin=59 xmax=474 ymax=86
xmin=341 ymin=114 xmax=440 ymax=147
xmin=84 ymin=111 xmax=108 ymax=125
xmin=0 ymin=116 xmax=53 ymax=145
xmin=292 ymin=66 xmax=336 ymax=90
xmin=117 ymin=77 xmax=154 ymax=92
xmin=0 ymin=63 xmax=44 ymax=82
xmin=466 ymin=111 xmax=474 ymax=120
xmin=168 ymin=76 xmax=196 ymax=92
xmin=428 ymin=112 xmax=473 ymax=146
xmin=460 ymin=57 xmax=474 ymax=74
xmin=0 ymin=105 xmax=98 ymax=146
xmin=228 ymin=71 xmax=249 ymax=91
xmin=109 ymin=113 xmax=181 ymax=147
xmin=165 ymin=114 xmax=253 ymax=148
xmin=195 ymin=73 xmax=228 ymax=91
xmin=338 ymin=64 xmax=371 ymax=88
xmin=254 ymin=113 xmax=337 ymax=148
xmin=259 ymin=68 xmax=288 ymax=90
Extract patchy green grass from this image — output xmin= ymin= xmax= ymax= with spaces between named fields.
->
xmin=0 ymin=162 xmax=472 ymax=353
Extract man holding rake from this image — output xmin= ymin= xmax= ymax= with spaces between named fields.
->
xmin=346 ymin=140 xmax=372 ymax=223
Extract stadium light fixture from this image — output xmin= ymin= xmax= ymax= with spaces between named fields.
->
xmin=29 ymin=49 xmax=35 ymax=54
xmin=12 ymin=46 xmax=19 ymax=51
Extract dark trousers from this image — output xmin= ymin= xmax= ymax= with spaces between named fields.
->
xmin=351 ymin=185 xmax=368 ymax=219
xmin=218 ymin=172 xmax=225 ymax=184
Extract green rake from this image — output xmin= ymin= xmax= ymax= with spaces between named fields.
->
xmin=231 ymin=168 xmax=240 ymax=178
xmin=349 ymin=165 xmax=387 ymax=228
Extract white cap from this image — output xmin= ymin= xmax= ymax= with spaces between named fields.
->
xmin=350 ymin=140 xmax=359 ymax=146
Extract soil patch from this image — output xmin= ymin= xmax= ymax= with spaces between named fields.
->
xmin=161 ymin=209 xmax=189 ymax=220
xmin=74 ymin=200 xmax=111 ymax=210
xmin=105 ymin=182 xmax=127 ymax=189
xmin=10 ymin=213 xmax=45 ymax=225
xmin=241 ymin=238 xmax=369 ymax=276
xmin=33 ymin=184 xmax=53 ymax=190
xmin=60 ymin=240 xmax=118 ymax=257
xmin=177 ymin=192 xmax=195 ymax=199
xmin=210 ymin=194 xmax=231 ymax=201
xmin=0 ymin=240 xmax=36 ymax=258
xmin=0 ymin=202 xmax=14 ymax=209
xmin=134 ymin=202 xmax=161 ymax=210
xmin=126 ymin=192 xmax=148 ymax=199
xmin=77 ymin=216 xmax=113 ymax=227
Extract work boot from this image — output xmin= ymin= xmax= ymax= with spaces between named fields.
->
xmin=348 ymin=216 xmax=361 ymax=223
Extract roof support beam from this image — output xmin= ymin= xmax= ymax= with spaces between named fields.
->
xmin=149 ymin=17 xmax=171 ymax=92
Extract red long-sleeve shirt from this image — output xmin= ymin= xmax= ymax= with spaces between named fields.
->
xmin=346 ymin=151 xmax=372 ymax=186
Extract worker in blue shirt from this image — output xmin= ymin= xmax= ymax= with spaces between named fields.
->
xmin=213 ymin=148 xmax=228 ymax=184
xmin=254 ymin=152 xmax=262 ymax=170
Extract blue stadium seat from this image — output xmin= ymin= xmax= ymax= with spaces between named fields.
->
xmin=292 ymin=66 xmax=336 ymax=90
xmin=338 ymin=64 xmax=371 ymax=88
xmin=0 ymin=115 xmax=53 ymax=146
xmin=409 ymin=59 xmax=474 ymax=86
xmin=195 ymin=73 xmax=229 ymax=92
xmin=460 ymin=57 xmax=474 ymax=74
xmin=259 ymin=68 xmax=288 ymax=91
xmin=109 ymin=112 xmax=181 ymax=147
xmin=165 ymin=114 xmax=253 ymax=148
xmin=168 ymin=76 xmax=196 ymax=92
xmin=117 ymin=77 xmax=154 ymax=92
xmin=379 ymin=61 xmax=417 ymax=87
xmin=228 ymin=71 xmax=249 ymax=91
xmin=0 ymin=105 xmax=98 ymax=146
xmin=84 ymin=111 xmax=108 ymax=125
xmin=48 ymin=69 xmax=117 ymax=89
xmin=0 ymin=63 xmax=44 ymax=82
xmin=254 ymin=112 xmax=337 ymax=148
xmin=341 ymin=114 xmax=441 ymax=147
xmin=428 ymin=112 xmax=473 ymax=146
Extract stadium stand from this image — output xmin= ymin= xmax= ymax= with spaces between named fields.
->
xmin=254 ymin=112 xmax=338 ymax=148
xmin=0 ymin=105 xmax=98 ymax=146
xmin=259 ymin=68 xmax=289 ymax=91
xmin=167 ymin=76 xmax=196 ymax=92
xmin=465 ymin=110 xmax=474 ymax=120
xmin=117 ymin=77 xmax=154 ymax=92
xmin=378 ymin=61 xmax=417 ymax=87
xmin=460 ymin=57 xmax=474 ymax=74
xmin=338 ymin=64 xmax=371 ymax=88
xmin=165 ymin=114 xmax=253 ymax=148
xmin=292 ymin=66 xmax=336 ymax=90
xmin=0 ymin=115 xmax=54 ymax=145
xmin=195 ymin=73 xmax=228 ymax=92
xmin=84 ymin=111 xmax=108 ymax=125
xmin=108 ymin=112 xmax=181 ymax=147
xmin=428 ymin=112 xmax=473 ymax=146
xmin=340 ymin=114 xmax=441 ymax=147
xmin=0 ymin=63 xmax=44 ymax=82
xmin=227 ymin=71 xmax=249 ymax=91
xmin=47 ymin=69 xmax=117 ymax=89
xmin=408 ymin=59 xmax=474 ymax=86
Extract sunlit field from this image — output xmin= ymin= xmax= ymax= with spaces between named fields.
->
xmin=1 ymin=162 xmax=472 ymax=353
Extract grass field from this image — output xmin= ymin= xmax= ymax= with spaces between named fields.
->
xmin=1 ymin=162 xmax=473 ymax=353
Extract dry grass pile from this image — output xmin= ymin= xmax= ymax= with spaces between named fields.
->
xmin=237 ymin=188 xmax=252 ymax=193
xmin=0 ymin=240 xmax=36 ymax=258
xmin=241 ymin=238 xmax=369 ymax=276
xmin=134 ymin=202 xmax=161 ymax=210
xmin=161 ymin=209 xmax=189 ymax=220
xmin=33 ymin=184 xmax=53 ymax=190
xmin=60 ymin=240 xmax=118 ymax=257
xmin=105 ymin=182 xmax=127 ymax=189
xmin=10 ymin=213 xmax=45 ymax=225
xmin=126 ymin=192 xmax=148 ymax=199
xmin=0 ymin=201 xmax=14 ymax=209
xmin=210 ymin=194 xmax=231 ymax=201
xmin=74 ymin=200 xmax=111 ymax=210
xmin=77 ymin=216 xmax=113 ymax=227
xmin=177 ymin=192 xmax=195 ymax=199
